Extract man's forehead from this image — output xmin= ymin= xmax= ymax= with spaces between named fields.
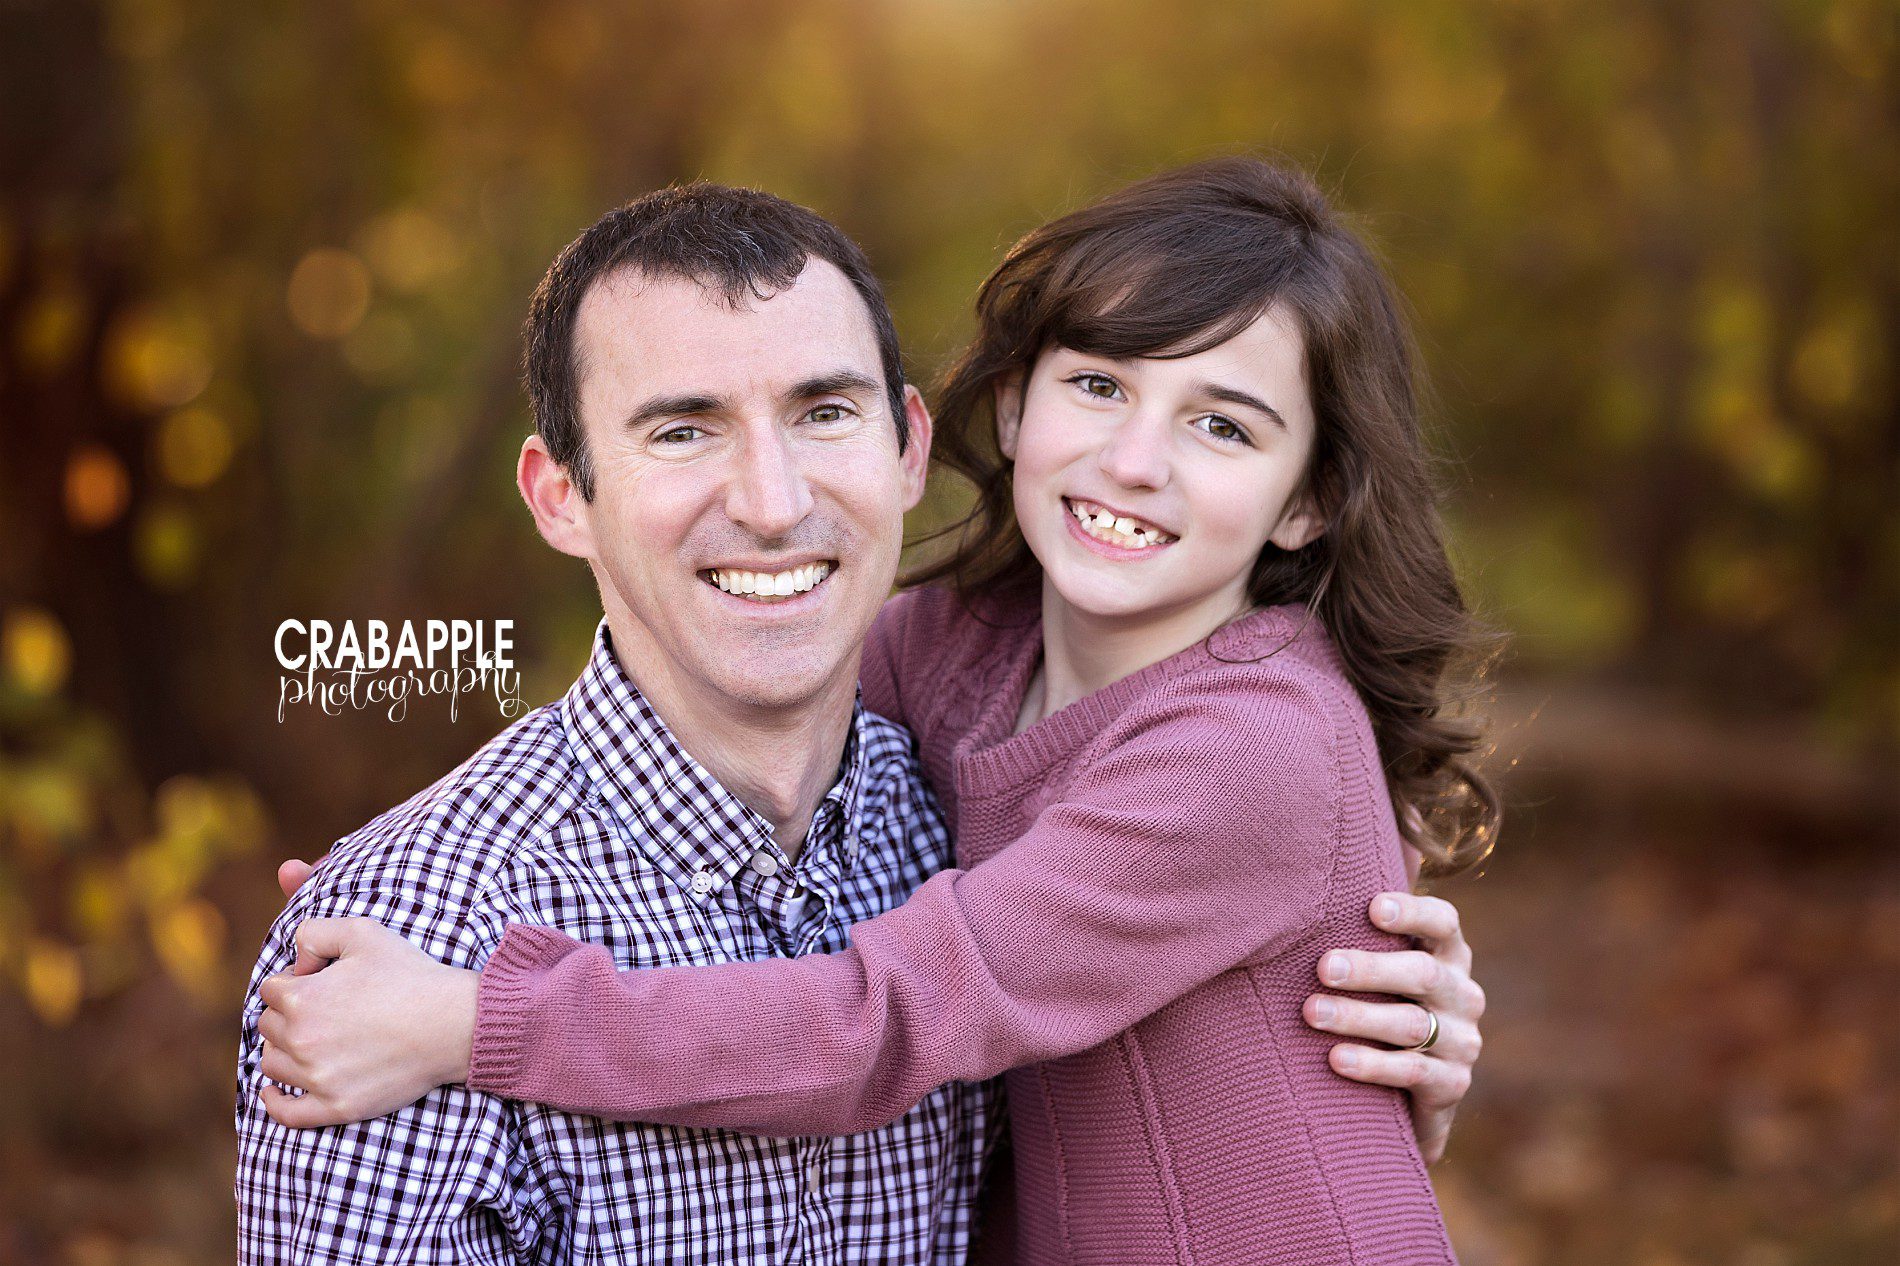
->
xmin=576 ymin=258 xmax=882 ymax=396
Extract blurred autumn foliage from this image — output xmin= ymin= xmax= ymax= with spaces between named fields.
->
xmin=0 ymin=0 xmax=1895 ymax=1261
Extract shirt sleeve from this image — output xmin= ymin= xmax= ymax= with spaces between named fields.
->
xmin=235 ymin=866 xmax=551 ymax=1263
xmin=469 ymin=666 xmax=1345 ymax=1136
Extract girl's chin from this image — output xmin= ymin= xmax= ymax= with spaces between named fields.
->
xmin=1043 ymin=564 xmax=1250 ymax=633
xmin=1045 ymin=574 xmax=1183 ymax=623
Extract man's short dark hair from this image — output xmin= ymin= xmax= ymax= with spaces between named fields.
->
xmin=522 ymin=182 xmax=909 ymax=500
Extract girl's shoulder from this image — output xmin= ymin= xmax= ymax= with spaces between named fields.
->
xmin=1050 ymin=613 xmax=1385 ymax=864
xmin=1113 ymin=605 xmax=1370 ymax=768
xmin=1148 ymin=604 xmax=1357 ymax=709
xmin=1204 ymin=602 xmax=1348 ymax=678
xmin=863 ymin=582 xmax=1040 ymax=741
xmin=874 ymin=581 xmax=1040 ymax=667
xmin=1040 ymin=612 xmax=1373 ymax=873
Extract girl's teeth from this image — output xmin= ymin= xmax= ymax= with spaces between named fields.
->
xmin=1068 ymin=499 xmax=1172 ymax=549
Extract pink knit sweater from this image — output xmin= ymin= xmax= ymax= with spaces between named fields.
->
xmin=472 ymin=585 xmax=1457 ymax=1264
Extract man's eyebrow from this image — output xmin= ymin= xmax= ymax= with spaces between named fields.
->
xmin=784 ymin=370 xmax=882 ymax=404
xmin=623 ymin=392 xmax=726 ymax=431
xmin=1200 ymin=381 xmax=1287 ymax=429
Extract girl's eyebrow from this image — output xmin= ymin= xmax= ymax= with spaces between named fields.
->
xmin=1198 ymin=381 xmax=1287 ymax=430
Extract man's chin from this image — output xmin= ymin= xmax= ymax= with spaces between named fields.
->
xmin=711 ymin=677 xmax=837 ymax=713
xmin=699 ymin=648 xmax=849 ymax=713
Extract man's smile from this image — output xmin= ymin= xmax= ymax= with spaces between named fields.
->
xmin=698 ymin=560 xmax=838 ymax=604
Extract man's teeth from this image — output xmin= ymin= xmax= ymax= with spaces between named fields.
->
xmin=1066 ymin=499 xmax=1177 ymax=549
xmin=706 ymin=561 xmax=834 ymax=600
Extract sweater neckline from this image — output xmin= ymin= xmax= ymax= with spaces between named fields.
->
xmin=954 ymin=593 xmax=1311 ymax=796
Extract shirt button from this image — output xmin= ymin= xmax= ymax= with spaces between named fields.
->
xmin=805 ymin=1160 xmax=823 ymax=1188
xmin=750 ymin=850 xmax=780 ymax=877
xmin=690 ymin=868 xmax=713 ymax=896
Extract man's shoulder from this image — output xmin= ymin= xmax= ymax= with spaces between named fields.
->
xmin=336 ymin=700 xmax=578 ymax=867
xmin=265 ymin=701 xmax=585 ymax=967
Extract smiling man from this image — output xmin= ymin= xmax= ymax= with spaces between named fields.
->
xmin=235 ymin=184 xmax=1482 ymax=1264
xmin=237 ymin=187 xmax=992 ymax=1264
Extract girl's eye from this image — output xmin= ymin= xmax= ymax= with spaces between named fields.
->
xmin=1067 ymin=372 xmax=1124 ymax=400
xmin=1195 ymin=414 xmax=1251 ymax=445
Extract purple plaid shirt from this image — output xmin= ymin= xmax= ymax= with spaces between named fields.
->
xmin=235 ymin=623 xmax=996 ymax=1263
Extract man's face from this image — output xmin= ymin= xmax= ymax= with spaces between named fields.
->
xmin=558 ymin=260 xmax=927 ymax=715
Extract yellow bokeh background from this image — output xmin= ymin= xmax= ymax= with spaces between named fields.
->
xmin=0 ymin=0 xmax=1894 ymax=1260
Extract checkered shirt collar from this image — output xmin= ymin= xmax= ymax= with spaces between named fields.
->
xmin=561 ymin=621 xmax=872 ymax=901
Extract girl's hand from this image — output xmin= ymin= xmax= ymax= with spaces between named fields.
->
xmin=1302 ymin=893 xmax=1485 ymax=1165
xmin=256 ymin=916 xmax=479 ymax=1128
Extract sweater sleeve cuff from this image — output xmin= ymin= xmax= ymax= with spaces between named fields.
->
xmin=468 ymin=922 xmax=575 ymax=1096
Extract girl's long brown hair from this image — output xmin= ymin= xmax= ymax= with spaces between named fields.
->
xmin=907 ymin=157 xmax=1499 ymax=878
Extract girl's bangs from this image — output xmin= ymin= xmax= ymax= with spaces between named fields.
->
xmin=1041 ymin=242 xmax=1297 ymax=364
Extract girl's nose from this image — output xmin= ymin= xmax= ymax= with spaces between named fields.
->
xmin=1097 ymin=413 xmax=1172 ymax=491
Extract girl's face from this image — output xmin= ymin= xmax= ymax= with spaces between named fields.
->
xmin=998 ymin=303 xmax=1323 ymax=637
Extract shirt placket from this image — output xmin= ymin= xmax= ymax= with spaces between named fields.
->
xmin=801 ymin=795 xmax=862 ymax=948
xmin=790 ymin=1136 xmax=839 ymax=1263
xmin=734 ymin=800 xmax=846 ymax=956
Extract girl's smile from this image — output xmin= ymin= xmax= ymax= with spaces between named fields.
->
xmin=1060 ymin=496 xmax=1179 ymax=557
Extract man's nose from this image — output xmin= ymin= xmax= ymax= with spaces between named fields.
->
xmin=725 ymin=427 xmax=816 ymax=539
xmin=1097 ymin=411 xmax=1172 ymax=491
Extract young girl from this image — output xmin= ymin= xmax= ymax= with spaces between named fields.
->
xmin=262 ymin=158 xmax=1495 ymax=1261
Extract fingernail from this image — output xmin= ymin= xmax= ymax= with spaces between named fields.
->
xmin=1311 ymin=997 xmax=1337 ymax=1025
xmin=1323 ymin=952 xmax=1351 ymax=986
xmin=1335 ymin=1047 xmax=1360 ymax=1073
xmin=1375 ymin=896 xmax=1400 ymax=924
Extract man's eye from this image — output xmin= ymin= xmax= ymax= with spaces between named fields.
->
xmin=1068 ymin=372 xmax=1123 ymax=400
xmin=656 ymin=425 xmax=703 ymax=444
xmin=1195 ymin=414 xmax=1250 ymax=444
xmin=808 ymin=404 xmax=849 ymax=424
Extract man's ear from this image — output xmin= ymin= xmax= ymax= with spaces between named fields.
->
xmin=898 ymin=384 xmax=933 ymax=512
xmin=518 ymin=434 xmax=595 ymax=560
xmin=992 ymin=373 xmax=1025 ymax=461
xmin=1268 ymin=491 xmax=1325 ymax=552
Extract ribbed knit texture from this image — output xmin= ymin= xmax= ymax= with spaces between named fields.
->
xmin=472 ymin=584 xmax=1458 ymax=1264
